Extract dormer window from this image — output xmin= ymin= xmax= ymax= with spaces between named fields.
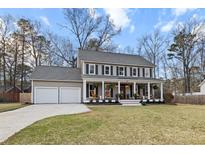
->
xmin=119 ymin=66 xmax=124 ymax=76
xmin=104 ymin=65 xmax=110 ymax=75
xmin=89 ymin=64 xmax=95 ymax=75
xmin=132 ymin=67 xmax=137 ymax=77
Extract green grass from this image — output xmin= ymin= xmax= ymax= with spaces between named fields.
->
xmin=0 ymin=103 xmax=28 ymax=113
xmin=3 ymin=104 xmax=205 ymax=145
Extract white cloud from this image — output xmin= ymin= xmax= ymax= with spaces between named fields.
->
xmin=40 ymin=16 xmax=50 ymax=26
xmin=161 ymin=20 xmax=176 ymax=32
xmin=104 ymin=8 xmax=131 ymax=29
xmin=129 ymin=25 xmax=135 ymax=33
xmin=172 ymin=8 xmax=196 ymax=17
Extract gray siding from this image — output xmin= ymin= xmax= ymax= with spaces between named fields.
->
xmin=127 ymin=66 xmax=130 ymax=77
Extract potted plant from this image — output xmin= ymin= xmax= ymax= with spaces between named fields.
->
xmin=133 ymin=93 xmax=139 ymax=99
xmin=115 ymin=93 xmax=122 ymax=100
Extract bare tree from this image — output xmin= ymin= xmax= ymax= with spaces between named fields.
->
xmin=0 ymin=15 xmax=14 ymax=91
xmin=63 ymin=9 xmax=121 ymax=51
xmin=47 ymin=32 xmax=76 ymax=67
xmin=63 ymin=9 xmax=101 ymax=50
xmin=137 ymin=30 xmax=168 ymax=78
xmin=168 ymin=19 xmax=205 ymax=93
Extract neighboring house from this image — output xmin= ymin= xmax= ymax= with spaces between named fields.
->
xmin=0 ymin=85 xmax=22 ymax=94
xmin=30 ymin=50 xmax=164 ymax=104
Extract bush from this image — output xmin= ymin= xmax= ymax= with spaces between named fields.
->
xmin=140 ymin=100 xmax=147 ymax=106
xmin=164 ymin=93 xmax=174 ymax=104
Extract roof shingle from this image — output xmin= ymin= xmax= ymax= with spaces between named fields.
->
xmin=78 ymin=50 xmax=155 ymax=67
xmin=31 ymin=66 xmax=82 ymax=81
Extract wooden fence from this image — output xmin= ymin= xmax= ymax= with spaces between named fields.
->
xmin=20 ymin=93 xmax=31 ymax=103
xmin=174 ymin=95 xmax=205 ymax=105
xmin=0 ymin=92 xmax=20 ymax=102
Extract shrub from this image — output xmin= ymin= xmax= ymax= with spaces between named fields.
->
xmin=164 ymin=93 xmax=174 ymax=104
xmin=140 ymin=100 xmax=147 ymax=106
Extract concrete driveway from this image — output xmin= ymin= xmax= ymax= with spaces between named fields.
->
xmin=0 ymin=104 xmax=90 ymax=143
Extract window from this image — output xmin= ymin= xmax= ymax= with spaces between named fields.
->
xmin=119 ymin=66 xmax=124 ymax=76
xmin=105 ymin=84 xmax=112 ymax=98
xmin=145 ymin=68 xmax=149 ymax=78
xmin=89 ymin=64 xmax=95 ymax=75
xmin=89 ymin=84 xmax=96 ymax=98
xmin=132 ymin=67 xmax=137 ymax=77
xmin=104 ymin=65 xmax=110 ymax=75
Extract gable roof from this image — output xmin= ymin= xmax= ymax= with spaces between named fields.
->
xmin=30 ymin=66 xmax=82 ymax=81
xmin=78 ymin=50 xmax=155 ymax=67
xmin=0 ymin=85 xmax=21 ymax=93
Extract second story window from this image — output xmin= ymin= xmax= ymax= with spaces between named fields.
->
xmin=104 ymin=65 xmax=110 ymax=75
xmin=132 ymin=67 xmax=137 ymax=77
xmin=119 ymin=67 xmax=124 ymax=76
xmin=145 ymin=68 xmax=149 ymax=78
xmin=89 ymin=64 xmax=95 ymax=75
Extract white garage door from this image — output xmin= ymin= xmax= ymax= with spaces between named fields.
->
xmin=60 ymin=87 xmax=81 ymax=104
xmin=35 ymin=87 xmax=58 ymax=104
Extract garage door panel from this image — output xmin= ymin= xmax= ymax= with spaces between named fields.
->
xmin=60 ymin=87 xmax=81 ymax=103
xmin=35 ymin=87 xmax=58 ymax=104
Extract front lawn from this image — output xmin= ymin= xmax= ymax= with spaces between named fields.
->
xmin=3 ymin=104 xmax=205 ymax=144
xmin=0 ymin=103 xmax=28 ymax=113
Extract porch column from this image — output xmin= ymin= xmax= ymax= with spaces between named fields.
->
xmin=148 ymin=82 xmax=150 ymax=99
xmin=102 ymin=81 xmax=105 ymax=99
xmin=133 ymin=82 xmax=136 ymax=95
xmin=118 ymin=81 xmax=120 ymax=94
xmin=83 ymin=80 xmax=86 ymax=102
xmin=160 ymin=82 xmax=163 ymax=101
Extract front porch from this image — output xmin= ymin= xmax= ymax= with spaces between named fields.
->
xmin=83 ymin=79 xmax=164 ymax=104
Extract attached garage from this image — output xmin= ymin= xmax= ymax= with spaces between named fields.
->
xmin=35 ymin=87 xmax=58 ymax=104
xmin=31 ymin=66 xmax=82 ymax=104
xmin=59 ymin=87 xmax=81 ymax=104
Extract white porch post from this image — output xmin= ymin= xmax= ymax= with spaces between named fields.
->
xmin=118 ymin=81 xmax=120 ymax=94
xmin=148 ymin=82 xmax=150 ymax=99
xmin=102 ymin=81 xmax=105 ymax=99
xmin=83 ymin=80 xmax=87 ymax=102
xmin=160 ymin=82 xmax=163 ymax=101
xmin=133 ymin=82 xmax=136 ymax=95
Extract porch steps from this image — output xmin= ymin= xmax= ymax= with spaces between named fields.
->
xmin=120 ymin=100 xmax=142 ymax=106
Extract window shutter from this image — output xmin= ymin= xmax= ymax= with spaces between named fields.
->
xmin=138 ymin=68 xmax=140 ymax=77
xmin=96 ymin=86 xmax=98 ymax=97
xmin=111 ymin=66 xmax=113 ymax=75
xmin=102 ymin=65 xmax=104 ymax=75
xmin=130 ymin=85 xmax=133 ymax=97
xmin=130 ymin=67 xmax=132 ymax=76
xmin=125 ymin=67 xmax=127 ymax=76
xmin=96 ymin=65 xmax=98 ymax=75
xmin=116 ymin=66 xmax=119 ymax=75
xmin=86 ymin=64 xmax=89 ymax=74
xmin=150 ymin=68 xmax=152 ymax=78
xmin=86 ymin=84 xmax=89 ymax=97
xmin=143 ymin=68 xmax=145 ymax=77
xmin=111 ymin=87 xmax=113 ymax=97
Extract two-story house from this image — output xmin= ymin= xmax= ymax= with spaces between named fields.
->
xmin=31 ymin=50 xmax=164 ymax=104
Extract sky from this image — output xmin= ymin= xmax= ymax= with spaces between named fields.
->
xmin=0 ymin=8 xmax=205 ymax=49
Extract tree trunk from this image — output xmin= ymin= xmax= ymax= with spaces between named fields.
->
xmin=21 ymin=36 xmax=25 ymax=92
xmin=13 ymin=42 xmax=18 ymax=91
xmin=2 ymin=41 xmax=7 ymax=91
